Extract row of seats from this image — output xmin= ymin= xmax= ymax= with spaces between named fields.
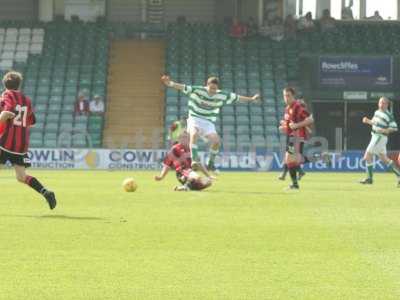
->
xmin=164 ymin=23 xmax=296 ymax=149
xmin=164 ymin=21 xmax=400 ymax=149
xmin=0 ymin=21 xmax=109 ymax=148
xmin=0 ymin=27 xmax=44 ymax=68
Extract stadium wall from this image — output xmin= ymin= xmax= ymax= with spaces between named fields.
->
xmin=215 ymin=0 xmax=236 ymax=22
xmin=163 ymin=0 xmax=216 ymax=23
xmin=106 ymin=0 xmax=217 ymax=23
xmin=107 ymin=0 xmax=142 ymax=22
xmin=54 ymin=0 xmax=65 ymax=16
xmin=0 ymin=0 xmax=37 ymax=20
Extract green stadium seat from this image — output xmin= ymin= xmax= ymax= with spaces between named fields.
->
xmin=222 ymin=115 xmax=235 ymax=125
xmin=251 ymin=125 xmax=264 ymax=135
xmin=63 ymin=104 xmax=75 ymax=113
xmin=34 ymin=104 xmax=47 ymax=113
xmin=43 ymin=139 xmax=58 ymax=148
xmin=72 ymin=135 xmax=87 ymax=147
xmin=236 ymin=125 xmax=250 ymax=135
xmin=46 ymin=114 xmax=60 ymax=123
xmin=236 ymin=115 xmax=250 ymax=125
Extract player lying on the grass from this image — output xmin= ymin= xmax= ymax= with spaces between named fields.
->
xmin=280 ymin=87 xmax=315 ymax=190
xmin=161 ymin=75 xmax=260 ymax=172
xmin=360 ymin=97 xmax=400 ymax=187
xmin=0 ymin=71 xmax=57 ymax=209
xmin=278 ymin=99 xmax=331 ymax=181
xmin=154 ymin=131 xmax=213 ymax=191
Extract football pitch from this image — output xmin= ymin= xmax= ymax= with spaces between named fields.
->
xmin=1 ymin=170 xmax=400 ymax=300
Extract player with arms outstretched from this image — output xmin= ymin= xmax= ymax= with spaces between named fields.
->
xmin=360 ymin=97 xmax=400 ymax=186
xmin=155 ymin=131 xmax=213 ymax=191
xmin=161 ymin=75 xmax=259 ymax=172
xmin=0 ymin=71 xmax=56 ymax=209
xmin=281 ymin=87 xmax=314 ymax=190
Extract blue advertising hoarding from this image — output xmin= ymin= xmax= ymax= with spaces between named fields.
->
xmin=214 ymin=151 xmax=397 ymax=172
xmin=23 ymin=148 xmax=398 ymax=173
xmin=319 ymin=56 xmax=393 ymax=88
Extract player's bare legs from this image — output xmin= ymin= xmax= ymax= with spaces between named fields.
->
xmin=205 ymin=132 xmax=220 ymax=171
xmin=360 ymin=151 xmax=374 ymax=184
xmin=285 ymin=142 xmax=302 ymax=190
xmin=14 ymin=165 xmax=57 ymax=209
xmin=189 ymin=127 xmax=200 ymax=170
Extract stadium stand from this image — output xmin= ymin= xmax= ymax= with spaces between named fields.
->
xmin=164 ymin=23 xmax=295 ymax=151
xmin=0 ymin=20 xmax=108 ymax=148
xmin=164 ymin=21 xmax=400 ymax=151
xmin=1 ymin=19 xmax=399 ymax=150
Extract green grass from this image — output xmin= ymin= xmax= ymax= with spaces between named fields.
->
xmin=1 ymin=170 xmax=400 ymax=299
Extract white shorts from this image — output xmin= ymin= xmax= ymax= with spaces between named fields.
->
xmin=187 ymin=116 xmax=217 ymax=139
xmin=366 ymin=135 xmax=388 ymax=155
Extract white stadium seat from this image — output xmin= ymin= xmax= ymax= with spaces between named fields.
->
xmin=16 ymin=43 xmax=30 ymax=52
xmin=0 ymin=28 xmax=5 ymax=35
xmin=30 ymin=43 xmax=43 ymax=54
xmin=18 ymin=35 xmax=31 ymax=43
xmin=5 ymin=35 xmax=18 ymax=43
xmin=6 ymin=28 xmax=18 ymax=40
xmin=6 ymin=28 xmax=18 ymax=36
xmin=32 ymin=28 xmax=45 ymax=36
xmin=31 ymin=35 xmax=44 ymax=43
xmin=0 ymin=60 xmax=13 ymax=70
xmin=1 ymin=52 xmax=14 ymax=60
xmin=19 ymin=28 xmax=31 ymax=36
xmin=14 ymin=52 xmax=28 ymax=62
xmin=3 ymin=43 xmax=16 ymax=52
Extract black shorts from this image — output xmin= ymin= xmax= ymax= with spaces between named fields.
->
xmin=286 ymin=136 xmax=305 ymax=155
xmin=0 ymin=149 xmax=31 ymax=168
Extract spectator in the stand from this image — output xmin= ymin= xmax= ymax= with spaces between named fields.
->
xmin=270 ymin=17 xmax=285 ymax=42
xmin=284 ymin=14 xmax=297 ymax=39
xmin=342 ymin=0 xmax=354 ymax=20
xmin=229 ymin=18 xmax=247 ymax=39
xmin=298 ymin=12 xmax=315 ymax=32
xmin=320 ymin=9 xmax=336 ymax=32
xmin=368 ymin=11 xmax=383 ymax=20
xmin=246 ymin=17 xmax=258 ymax=37
xmin=89 ymin=95 xmax=105 ymax=116
xmin=259 ymin=19 xmax=272 ymax=37
xmin=75 ymin=93 xmax=89 ymax=116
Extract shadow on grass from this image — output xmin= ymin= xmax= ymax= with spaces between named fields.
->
xmin=0 ymin=214 xmax=106 ymax=221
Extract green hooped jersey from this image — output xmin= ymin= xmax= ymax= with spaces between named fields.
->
xmin=371 ymin=109 xmax=398 ymax=136
xmin=182 ymin=85 xmax=239 ymax=123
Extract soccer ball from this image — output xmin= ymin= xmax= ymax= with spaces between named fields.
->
xmin=122 ymin=178 xmax=137 ymax=192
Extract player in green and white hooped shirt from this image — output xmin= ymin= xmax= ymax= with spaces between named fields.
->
xmin=360 ymin=97 xmax=400 ymax=187
xmin=162 ymin=75 xmax=260 ymax=171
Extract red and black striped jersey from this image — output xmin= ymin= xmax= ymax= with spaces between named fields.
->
xmin=163 ymin=143 xmax=192 ymax=176
xmin=0 ymin=90 xmax=36 ymax=154
xmin=283 ymin=100 xmax=310 ymax=139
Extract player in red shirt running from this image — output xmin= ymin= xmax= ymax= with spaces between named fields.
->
xmin=0 ymin=71 xmax=56 ymax=209
xmin=155 ymin=130 xmax=213 ymax=191
xmin=281 ymin=87 xmax=314 ymax=190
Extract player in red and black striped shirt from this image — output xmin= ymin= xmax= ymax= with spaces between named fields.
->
xmin=0 ymin=71 xmax=56 ymax=209
xmin=154 ymin=130 xmax=213 ymax=191
xmin=281 ymin=87 xmax=314 ymax=190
